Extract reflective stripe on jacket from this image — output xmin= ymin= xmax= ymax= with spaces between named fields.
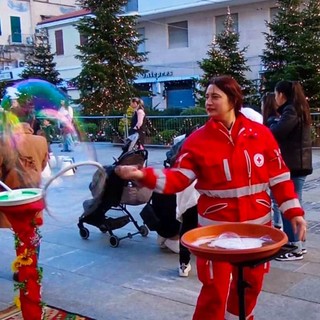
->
xmin=141 ymin=114 xmax=304 ymax=224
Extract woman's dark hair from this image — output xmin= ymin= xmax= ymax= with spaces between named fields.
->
xmin=261 ymin=92 xmax=277 ymax=125
xmin=275 ymin=80 xmax=311 ymax=125
xmin=207 ymin=75 xmax=243 ymax=115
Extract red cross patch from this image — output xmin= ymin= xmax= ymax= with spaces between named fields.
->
xmin=253 ymin=153 xmax=264 ymax=167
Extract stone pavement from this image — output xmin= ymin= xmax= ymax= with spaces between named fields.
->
xmin=0 ymin=143 xmax=320 ymax=320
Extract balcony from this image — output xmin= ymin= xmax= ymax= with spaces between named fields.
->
xmin=7 ymin=34 xmax=34 ymax=46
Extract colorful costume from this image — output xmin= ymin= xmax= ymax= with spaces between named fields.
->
xmin=140 ymin=114 xmax=304 ymax=320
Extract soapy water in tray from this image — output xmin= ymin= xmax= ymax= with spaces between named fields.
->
xmin=191 ymin=232 xmax=274 ymax=250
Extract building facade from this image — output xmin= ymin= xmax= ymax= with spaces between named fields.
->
xmin=3 ymin=0 xmax=277 ymax=109
xmin=0 ymin=0 xmax=79 ymax=82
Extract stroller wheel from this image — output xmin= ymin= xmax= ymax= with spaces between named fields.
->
xmin=139 ymin=225 xmax=149 ymax=237
xmin=79 ymin=227 xmax=90 ymax=239
xmin=109 ymin=235 xmax=120 ymax=248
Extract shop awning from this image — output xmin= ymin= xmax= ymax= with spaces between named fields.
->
xmin=135 ymin=75 xmax=199 ymax=84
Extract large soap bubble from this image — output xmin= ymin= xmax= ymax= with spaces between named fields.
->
xmin=0 ymin=79 xmax=110 ymax=222
xmin=1 ymin=79 xmax=69 ymax=111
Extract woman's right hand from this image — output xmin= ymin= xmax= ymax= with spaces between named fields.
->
xmin=115 ymin=165 xmax=145 ymax=181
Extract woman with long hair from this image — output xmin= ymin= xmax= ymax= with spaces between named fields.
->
xmin=129 ymin=97 xmax=146 ymax=149
xmin=270 ymin=80 xmax=312 ymax=261
xmin=261 ymin=92 xmax=278 ymax=126
xmin=115 ymin=75 xmax=306 ymax=320
xmin=261 ymin=92 xmax=283 ymax=229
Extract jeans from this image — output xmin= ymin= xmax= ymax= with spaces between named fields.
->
xmin=281 ymin=176 xmax=306 ymax=252
xmin=271 ymin=192 xmax=282 ymax=228
xmin=63 ymin=133 xmax=74 ymax=151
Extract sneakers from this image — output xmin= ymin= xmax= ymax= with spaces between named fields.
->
xmin=301 ymin=248 xmax=308 ymax=255
xmin=157 ymin=235 xmax=180 ymax=253
xmin=179 ymin=263 xmax=191 ymax=277
xmin=275 ymin=252 xmax=303 ymax=261
xmin=157 ymin=235 xmax=167 ymax=249
xmin=164 ymin=239 xmax=180 ymax=253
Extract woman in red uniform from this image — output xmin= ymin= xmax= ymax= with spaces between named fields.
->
xmin=116 ymin=75 xmax=306 ymax=320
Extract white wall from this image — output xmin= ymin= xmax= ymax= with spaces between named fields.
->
xmin=140 ymin=1 xmax=274 ymax=80
xmin=35 ymin=0 xmax=277 ymax=103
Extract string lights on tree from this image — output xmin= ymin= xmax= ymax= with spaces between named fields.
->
xmin=20 ymin=29 xmax=62 ymax=85
xmin=261 ymin=0 xmax=320 ymax=111
xmin=74 ymin=0 xmax=148 ymax=116
xmin=197 ymin=7 xmax=258 ymax=107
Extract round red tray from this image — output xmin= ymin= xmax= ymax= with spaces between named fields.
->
xmin=181 ymin=223 xmax=288 ymax=264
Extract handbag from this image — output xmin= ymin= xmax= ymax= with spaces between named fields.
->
xmin=139 ymin=201 xmax=160 ymax=231
xmin=120 ymin=182 xmax=152 ymax=205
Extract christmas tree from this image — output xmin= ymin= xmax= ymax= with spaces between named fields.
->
xmin=20 ymin=30 xmax=62 ymax=85
xmin=74 ymin=0 xmax=147 ymax=115
xmin=197 ymin=8 xmax=257 ymax=106
xmin=261 ymin=0 xmax=320 ymax=110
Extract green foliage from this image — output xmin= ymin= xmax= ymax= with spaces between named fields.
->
xmin=74 ymin=0 xmax=148 ymax=115
xmin=154 ymin=129 xmax=177 ymax=145
xmin=180 ymin=107 xmax=207 ymax=116
xmin=20 ymin=32 xmax=62 ymax=85
xmin=118 ymin=105 xmax=134 ymax=134
xmin=261 ymin=0 xmax=320 ymax=110
xmin=197 ymin=9 xmax=257 ymax=106
xmin=0 ymin=81 xmax=8 ymax=99
xmin=79 ymin=122 xmax=98 ymax=134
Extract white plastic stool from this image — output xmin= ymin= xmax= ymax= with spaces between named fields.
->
xmin=49 ymin=154 xmax=57 ymax=168
xmin=61 ymin=158 xmax=75 ymax=176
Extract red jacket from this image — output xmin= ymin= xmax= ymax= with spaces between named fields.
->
xmin=141 ymin=114 xmax=303 ymax=226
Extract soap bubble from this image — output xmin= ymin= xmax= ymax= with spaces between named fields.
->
xmin=1 ymin=79 xmax=69 ymax=111
xmin=0 ymin=79 xmax=113 ymax=223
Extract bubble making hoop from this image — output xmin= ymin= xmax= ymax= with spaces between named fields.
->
xmin=182 ymin=223 xmax=292 ymax=320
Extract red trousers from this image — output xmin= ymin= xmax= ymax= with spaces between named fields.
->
xmin=193 ymin=258 xmax=268 ymax=320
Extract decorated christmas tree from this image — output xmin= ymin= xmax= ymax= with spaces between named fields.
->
xmin=74 ymin=0 xmax=147 ymax=115
xmin=197 ymin=8 xmax=257 ymax=107
xmin=20 ymin=30 xmax=61 ymax=85
xmin=261 ymin=0 xmax=320 ymax=110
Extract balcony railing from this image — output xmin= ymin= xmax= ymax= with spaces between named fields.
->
xmin=8 ymin=34 xmax=34 ymax=46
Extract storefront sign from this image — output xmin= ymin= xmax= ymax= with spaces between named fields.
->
xmin=143 ymin=71 xmax=173 ymax=80
xmin=0 ymin=71 xmax=13 ymax=81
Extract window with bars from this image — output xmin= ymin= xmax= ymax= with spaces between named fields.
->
xmin=168 ymin=21 xmax=188 ymax=49
xmin=55 ymin=30 xmax=64 ymax=55
xmin=215 ymin=13 xmax=239 ymax=35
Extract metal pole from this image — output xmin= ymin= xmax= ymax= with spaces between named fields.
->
xmin=237 ymin=265 xmax=246 ymax=320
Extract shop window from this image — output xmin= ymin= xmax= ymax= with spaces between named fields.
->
xmin=55 ymin=30 xmax=64 ymax=55
xmin=215 ymin=13 xmax=238 ymax=34
xmin=168 ymin=21 xmax=188 ymax=49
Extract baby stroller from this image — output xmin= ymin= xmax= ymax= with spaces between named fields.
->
xmin=121 ymin=132 xmax=140 ymax=154
xmin=77 ymin=147 xmax=152 ymax=247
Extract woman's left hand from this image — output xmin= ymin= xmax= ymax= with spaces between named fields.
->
xmin=290 ymin=216 xmax=307 ymax=241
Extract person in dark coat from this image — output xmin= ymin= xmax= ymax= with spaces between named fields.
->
xmin=269 ymin=80 xmax=312 ymax=261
